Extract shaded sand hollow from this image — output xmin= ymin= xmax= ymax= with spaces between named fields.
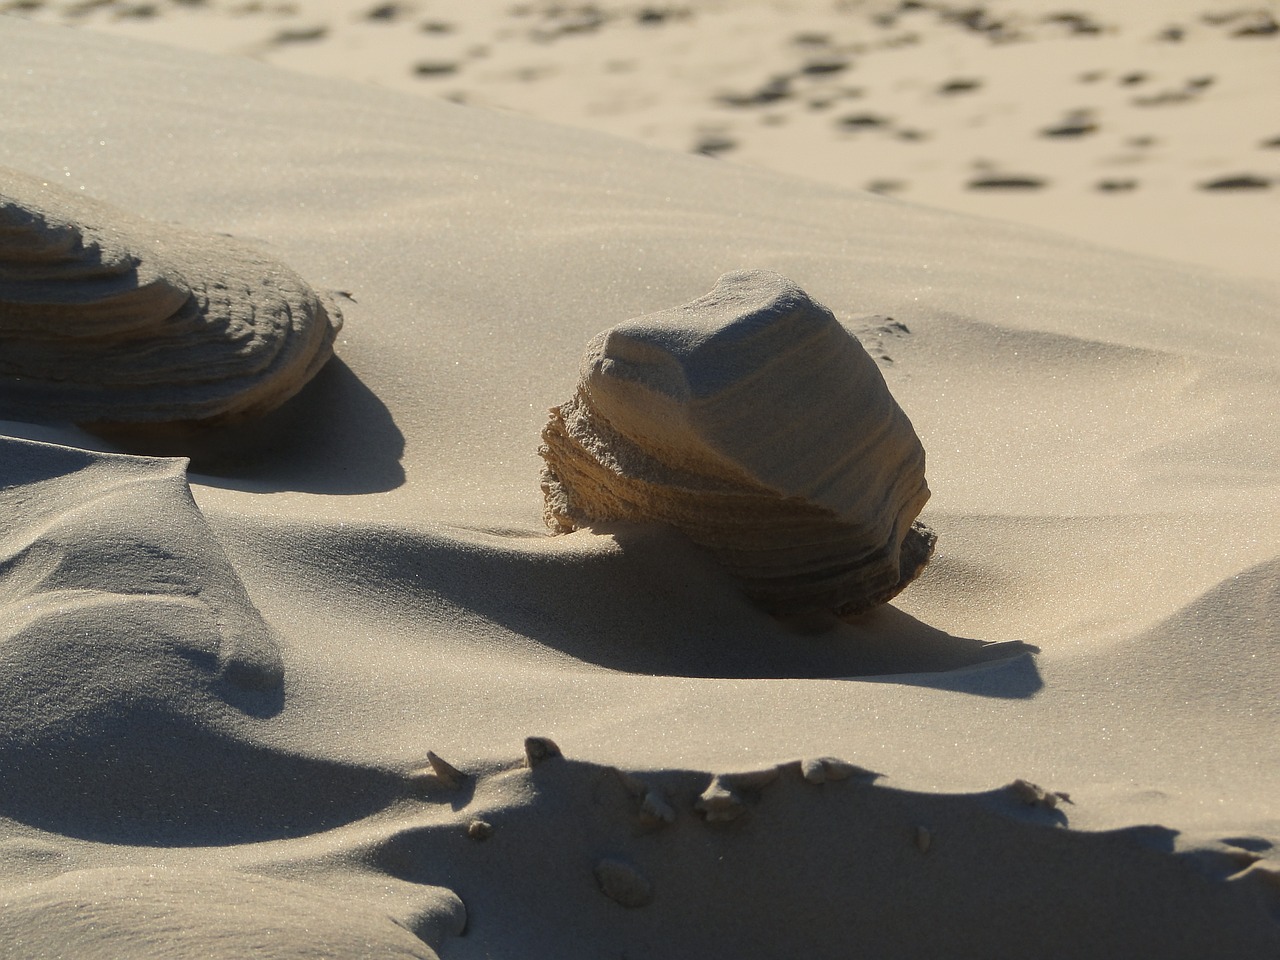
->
xmin=0 ymin=16 xmax=1278 ymax=960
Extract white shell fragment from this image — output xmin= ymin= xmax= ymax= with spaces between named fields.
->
xmin=0 ymin=167 xmax=341 ymax=428
xmin=539 ymin=270 xmax=935 ymax=619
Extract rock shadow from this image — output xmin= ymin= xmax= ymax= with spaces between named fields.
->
xmin=183 ymin=358 xmax=406 ymax=495
xmin=303 ymin=521 xmax=1041 ymax=696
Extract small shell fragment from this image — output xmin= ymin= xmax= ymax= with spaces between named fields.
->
xmin=593 ymin=858 xmax=654 ymax=908
xmin=523 ymin=736 xmax=563 ymax=768
xmin=539 ymin=270 xmax=935 ymax=620
xmin=425 ymin=751 xmax=465 ymax=789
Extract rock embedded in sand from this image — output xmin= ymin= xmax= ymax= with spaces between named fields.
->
xmin=0 ymin=167 xmax=341 ymax=431
xmin=915 ymin=825 xmax=933 ymax=853
xmin=1006 ymin=778 xmax=1071 ymax=810
xmin=593 ymin=858 xmax=654 ymax=908
xmin=412 ymin=751 xmax=466 ymax=791
xmin=800 ymin=756 xmax=876 ymax=784
xmin=695 ymin=775 xmax=748 ymax=822
xmin=540 ymin=270 xmax=936 ymax=619
xmin=523 ymin=735 xmax=562 ymax=767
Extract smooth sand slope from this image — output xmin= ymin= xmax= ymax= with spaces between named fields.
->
xmin=0 ymin=16 xmax=1278 ymax=959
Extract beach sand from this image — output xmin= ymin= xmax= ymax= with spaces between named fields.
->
xmin=5 ymin=0 xmax=1279 ymax=276
xmin=1 ymin=4 xmax=1278 ymax=958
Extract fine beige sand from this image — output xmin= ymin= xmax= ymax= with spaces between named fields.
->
xmin=0 ymin=6 xmax=1278 ymax=959
xmin=6 ymin=0 xmax=1279 ymax=277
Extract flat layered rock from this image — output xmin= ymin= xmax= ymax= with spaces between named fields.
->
xmin=0 ymin=167 xmax=342 ymax=428
xmin=540 ymin=270 xmax=935 ymax=619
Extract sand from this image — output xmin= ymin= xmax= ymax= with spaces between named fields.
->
xmin=0 ymin=5 xmax=1278 ymax=959
xmin=5 ymin=0 xmax=1278 ymax=277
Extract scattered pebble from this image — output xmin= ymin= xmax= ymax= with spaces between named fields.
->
xmin=717 ymin=76 xmax=791 ymax=107
xmin=363 ymin=2 xmax=406 ymax=21
xmin=800 ymin=57 xmax=850 ymax=75
xmin=695 ymin=776 xmax=746 ymax=822
xmin=800 ymin=757 xmax=876 ymax=783
xmin=594 ymin=858 xmax=654 ymax=908
xmin=414 ymin=60 xmax=458 ymax=77
xmin=792 ymin=31 xmax=832 ymax=46
xmin=937 ymin=77 xmax=982 ymax=94
xmin=639 ymin=788 xmax=676 ymax=826
xmin=837 ymin=112 xmax=890 ymax=129
xmin=865 ymin=178 xmax=906 ymax=194
xmin=693 ymin=135 xmax=736 ymax=156
xmin=967 ymin=175 xmax=1047 ymax=190
xmin=1200 ymin=174 xmax=1271 ymax=190
xmin=271 ymin=25 xmax=326 ymax=44
xmin=1006 ymin=778 xmax=1071 ymax=809
xmin=523 ymin=735 xmax=562 ymax=767
xmin=1232 ymin=14 xmax=1278 ymax=38
xmin=1041 ymin=120 xmax=1097 ymax=137
xmin=466 ymin=819 xmax=494 ymax=841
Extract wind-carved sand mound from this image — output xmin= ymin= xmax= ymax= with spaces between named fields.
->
xmin=540 ymin=270 xmax=936 ymax=620
xmin=0 ymin=167 xmax=341 ymax=429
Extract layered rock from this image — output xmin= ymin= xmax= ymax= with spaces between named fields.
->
xmin=540 ymin=270 xmax=935 ymax=619
xmin=0 ymin=167 xmax=341 ymax=428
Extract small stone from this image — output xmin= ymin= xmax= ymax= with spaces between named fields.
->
xmin=426 ymin=751 xmax=465 ymax=789
xmin=639 ymin=788 xmax=676 ymax=825
xmin=467 ymin=819 xmax=494 ymax=841
xmin=695 ymin=776 xmax=746 ymax=822
xmin=801 ymin=758 xmax=828 ymax=783
xmin=594 ymin=858 xmax=654 ymax=908
xmin=1007 ymin=778 xmax=1060 ymax=809
xmin=800 ymin=757 xmax=877 ymax=783
xmin=524 ymin=736 xmax=562 ymax=768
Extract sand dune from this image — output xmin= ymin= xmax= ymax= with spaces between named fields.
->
xmin=0 ymin=10 xmax=1277 ymax=960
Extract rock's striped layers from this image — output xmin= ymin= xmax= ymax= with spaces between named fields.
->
xmin=0 ymin=168 xmax=341 ymax=427
xmin=540 ymin=270 xmax=935 ymax=619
